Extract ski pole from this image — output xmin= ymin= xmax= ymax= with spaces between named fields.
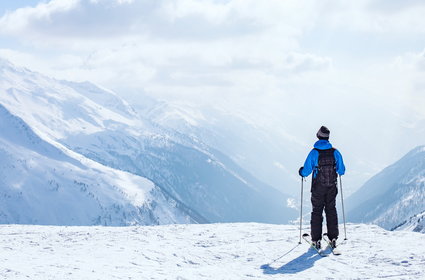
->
xmin=299 ymin=177 xmax=304 ymax=244
xmin=339 ymin=175 xmax=347 ymax=240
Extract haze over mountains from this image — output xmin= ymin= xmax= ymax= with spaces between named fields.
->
xmin=137 ymin=100 xmax=302 ymax=197
xmin=1 ymin=59 xmax=424 ymax=233
xmin=0 ymin=59 xmax=297 ymax=225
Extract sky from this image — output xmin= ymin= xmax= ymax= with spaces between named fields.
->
xmin=0 ymin=0 xmax=425 ymax=193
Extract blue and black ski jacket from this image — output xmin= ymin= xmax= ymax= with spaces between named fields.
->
xmin=300 ymin=140 xmax=345 ymax=178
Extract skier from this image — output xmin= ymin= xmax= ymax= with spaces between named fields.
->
xmin=299 ymin=126 xmax=345 ymax=250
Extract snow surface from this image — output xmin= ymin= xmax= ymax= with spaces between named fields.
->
xmin=0 ymin=223 xmax=423 ymax=280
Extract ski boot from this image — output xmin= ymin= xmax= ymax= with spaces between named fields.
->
xmin=312 ymin=240 xmax=321 ymax=250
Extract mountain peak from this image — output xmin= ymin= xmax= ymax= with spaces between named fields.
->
xmin=348 ymin=145 xmax=425 ymax=230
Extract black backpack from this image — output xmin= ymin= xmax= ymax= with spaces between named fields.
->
xmin=313 ymin=148 xmax=337 ymax=186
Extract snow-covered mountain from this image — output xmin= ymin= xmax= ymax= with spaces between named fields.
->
xmin=1 ymin=223 xmax=424 ymax=279
xmin=0 ymin=59 xmax=297 ymax=224
xmin=347 ymin=145 xmax=425 ymax=230
xmin=135 ymin=100 xmax=303 ymax=197
xmin=392 ymin=210 xmax=425 ymax=233
xmin=0 ymin=102 xmax=194 ymax=225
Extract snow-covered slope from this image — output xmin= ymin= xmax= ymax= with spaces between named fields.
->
xmin=137 ymin=100 xmax=302 ymax=197
xmin=0 ymin=103 xmax=194 ymax=225
xmin=0 ymin=223 xmax=423 ymax=279
xmin=0 ymin=59 xmax=142 ymax=141
xmin=347 ymin=145 xmax=425 ymax=230
xmin=392 ymin=210 xmax=425 ymax=233
xmin=0 ymin=59 xmax=297 ymax=224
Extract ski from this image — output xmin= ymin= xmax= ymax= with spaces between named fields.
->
xmin=323 ymin=233 xmax=342 ymax=255
xmin=302 ymin=233 xmax=328 ymax=257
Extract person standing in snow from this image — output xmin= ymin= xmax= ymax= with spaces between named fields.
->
xmin=298 ymin=126 xmax=345 ymax=250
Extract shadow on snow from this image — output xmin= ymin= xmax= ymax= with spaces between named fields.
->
xmin=261 ymin=248 xmax=323 ymax=275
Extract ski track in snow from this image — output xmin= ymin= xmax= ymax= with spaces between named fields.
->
xmin=0 ymin=223 xmax=424 ymax=280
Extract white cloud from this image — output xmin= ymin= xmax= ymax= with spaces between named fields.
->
xmin=389 ymin=50 xmax=425 ymax=118
xmin=0 ymin=0 xmax=422 ymax=106
xmin=1 ymin=0 xmax=425 ymax=192
xmin=317 ymin=0 xmax=425 ymax=33
xmin=393 ymin=50 xmax=425 ymax=72
xmin=0 ymin=0 xmax=80 ymax=35
xmin=0 ymin=0 xmax=332 ymax=100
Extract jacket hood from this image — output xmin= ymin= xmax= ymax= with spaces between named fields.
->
xmin=314 ymin=140 xmax=333 ymax=150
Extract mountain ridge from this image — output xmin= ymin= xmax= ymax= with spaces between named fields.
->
xmin=0 ymin=102 xmax=195 ymax=225
xmin=0 ymin=59 xmax=297 ymax=225
xmin=347 ymin=145 xmax=425 ymax=230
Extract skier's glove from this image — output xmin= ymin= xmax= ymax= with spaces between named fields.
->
xmin=298 ymin=167 xmax=304 ymax=177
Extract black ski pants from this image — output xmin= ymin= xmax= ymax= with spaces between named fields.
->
xmin=310 ymin=182 xmax=339 ymax=241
